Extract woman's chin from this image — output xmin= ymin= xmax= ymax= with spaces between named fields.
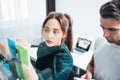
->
xmin=46 ymin=42 xmax=54 ymax=47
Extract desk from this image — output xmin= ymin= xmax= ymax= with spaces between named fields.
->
xmin=30 ymin=47 xmax=38 ymax=59
xmin=30 ymin=47 xmax=93 ymax=70
xmin=72 ymin=50 xmax=93 ymax=70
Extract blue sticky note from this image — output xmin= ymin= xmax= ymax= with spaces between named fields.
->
xmin=7 ymin=38 xmax=16 ymax=57
xmin=3 ymin=63 xmax=12 ymax=76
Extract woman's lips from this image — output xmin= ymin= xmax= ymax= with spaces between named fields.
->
xmin=46 ymin=40 xmax=53 ymax=44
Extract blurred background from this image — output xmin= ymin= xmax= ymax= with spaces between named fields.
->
xmin=0 ymin=0 xmax=109 ymax=52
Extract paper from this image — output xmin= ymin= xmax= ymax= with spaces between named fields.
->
xmin=7 ymin=38 xmax=16 ymax=57
xmin=73 ymin=77 xmax=95 ymax=80
xmin=16 ymin=45 xmax=28 ymax=66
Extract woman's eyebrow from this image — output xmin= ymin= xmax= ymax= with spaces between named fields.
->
xmin=44 ymin=26 xmax=49 ymax=28
xmin=54 ymin=28 xmax=60 ymax=31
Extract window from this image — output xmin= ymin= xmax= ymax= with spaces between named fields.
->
xmin=0 ymin=0 xmax=28 ymax=22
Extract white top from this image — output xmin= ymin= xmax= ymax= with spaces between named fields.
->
xmin=94 ymin=37 xmax=120 ymax=80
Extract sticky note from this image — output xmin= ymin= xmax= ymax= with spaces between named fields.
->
xmin=16 ymin=45 xmax=28 ymax=66
xmin=7 ymin=38 xmax=16 ymax=57
xmin=15 ymin=62 xmax=26 ymax=80
xmin=3 ymin=63 xmax=12 ymax=76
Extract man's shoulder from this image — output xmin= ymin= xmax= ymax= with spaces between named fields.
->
xmin=94 ymin=37 xmax=106 ymax=48
xmin=95 ymin=37 xmax=106 ymax=43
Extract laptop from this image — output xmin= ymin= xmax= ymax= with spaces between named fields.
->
xmin=75 ymin=37 xmax=92 ymax=53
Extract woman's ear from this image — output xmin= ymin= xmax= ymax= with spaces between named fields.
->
xmin=62 ymin=33 xmax=67 ymax=38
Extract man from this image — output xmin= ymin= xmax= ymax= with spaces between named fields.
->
xmin=81 ymin=0 xmax=120 ymax=80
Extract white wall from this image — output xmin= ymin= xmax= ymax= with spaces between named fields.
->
xmin=56 ymin=0 xmax=109 ymax=46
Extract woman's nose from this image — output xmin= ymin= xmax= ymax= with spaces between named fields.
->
xmin=48 ymin=31 xmax=54 ymax=38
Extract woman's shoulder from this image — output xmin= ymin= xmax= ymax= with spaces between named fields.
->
xmin=58 ymin=43 xmax=70 ymax=53
xmin=57 ymin=44 xmax=72 ymax=57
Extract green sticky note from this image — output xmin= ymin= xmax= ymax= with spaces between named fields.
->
xmin=16 ymin=45 xmax=28 ymax=66
xmin=15 ymin=62 xmax=26 ymax=80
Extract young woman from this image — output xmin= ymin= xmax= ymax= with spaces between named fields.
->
xmin=35 ymin=12 xmax=73 ymax=80
xmin=16 ymin=12 xmax=73 ymax=80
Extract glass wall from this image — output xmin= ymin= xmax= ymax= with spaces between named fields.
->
xmin=0 ymin=0 xmax=46 ymax=54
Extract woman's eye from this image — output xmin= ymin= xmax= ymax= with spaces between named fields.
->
xmin=54 ymin=31 xmax=59 ymax=34
xmin=44 ymin=28 xmax=49 ymax=32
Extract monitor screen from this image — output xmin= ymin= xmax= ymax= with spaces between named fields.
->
xmin=76 ymin=37 xmax=92 ymax=51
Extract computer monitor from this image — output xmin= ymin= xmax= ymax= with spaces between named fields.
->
xmin=75 ymin=37 xmax=92 ymax=53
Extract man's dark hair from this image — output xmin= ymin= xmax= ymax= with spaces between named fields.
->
xmin=100 ymin=0 xmax=120 ymax=21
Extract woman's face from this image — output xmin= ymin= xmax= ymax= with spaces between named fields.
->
xmin=42 ymin=18 xmax=65 ymax=47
